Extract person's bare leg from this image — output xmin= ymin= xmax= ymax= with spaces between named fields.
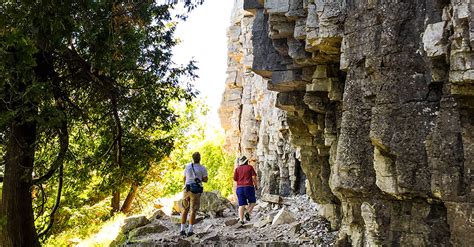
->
xmin=189 ymin=210 xmax=196 ymax=225
xmin=247 ymin=203 xmax=255 ymax=214
xmin=188 ymin=194 xmax=200 ymax=234
xmin=180 ymin=207 xmax=189 ymax=224
xmin=238 ymin=205 xmax=245 ymax=222
xmin=180 ymin=206 xmax=189 ymax=234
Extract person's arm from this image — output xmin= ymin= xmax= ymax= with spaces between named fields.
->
xmin=183 ymin=165 xmax=187 ymax=184
xmin=252 ymin=167 xmax=258 ymax=190
xmin=202 ymin=167 xmax=208 ymax=183
xmin=233 ymin=168 xmax=238 ymax=182
xmin=252 ymin=176 xmax=258 ymax=189
xmin=183 ymin=174 xmax=187 ymax=189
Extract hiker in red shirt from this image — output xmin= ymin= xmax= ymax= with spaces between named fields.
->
xmin=233 ymin=156 xmax=258 ymax=224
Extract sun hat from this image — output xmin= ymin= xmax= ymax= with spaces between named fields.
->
xmin=238 ymin=156 xmax=249 ymax=165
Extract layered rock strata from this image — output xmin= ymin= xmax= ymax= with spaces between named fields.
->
xmin=220 ymin=0 xmax=473 ymax=246
xmin=219 ymin=0 xmax=306 ymax=196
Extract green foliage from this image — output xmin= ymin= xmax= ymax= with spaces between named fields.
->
xmin=41 ymin=126 xmax=235 ymax=245
xmin=1 ymin=1 xmax=205 ymax=243
xmin=196 ymin=136 xmax=235 ymax=197
xmin=159 ymin=169 xmax=185 ymax=196
xmin=44 ymin=211 xmax=125 ymax=247
xmin=0 ymin=29 xmax=39 ymax=128
xmin=48 ymin=200 xmax=111 ymax=240
xmin=151 ymin=130 xmax=235 ymax=198
xmin=1 ymin=1 xmax=234 ymax=246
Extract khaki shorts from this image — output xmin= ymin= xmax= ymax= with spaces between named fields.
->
xmin=182 ymin=190 xmax=201 ymax=212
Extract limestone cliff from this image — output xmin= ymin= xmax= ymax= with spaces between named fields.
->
xmin=219 ymin=0 xmax=473 ymax=246
xmin=219 ymin=0 xmax=306 ymax=196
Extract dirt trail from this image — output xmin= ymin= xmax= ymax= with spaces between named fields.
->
xmin=123 ymin=195 xmax=337 ymax=246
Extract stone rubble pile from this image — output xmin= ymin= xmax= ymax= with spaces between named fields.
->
xmin=119 ymin=193 xmax=336 ymax=246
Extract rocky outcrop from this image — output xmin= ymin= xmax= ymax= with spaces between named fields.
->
xmin=220 ymin=0 xmax=473 ymax=246
xmin=219 ymin=0 xmax=306 ymax=196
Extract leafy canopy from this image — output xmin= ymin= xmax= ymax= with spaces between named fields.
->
xmin=1 ymin=1 xmax=203 ymax=241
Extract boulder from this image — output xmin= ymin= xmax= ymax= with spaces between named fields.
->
xmin=173 ymin=191 xmax=232 ymax=216
xmin=253 ymin=218 xmax=272 ymax=228
xmin=225 ymin=218 xmax=239 ymax=226
xmin=202 ymin=234 xmax=220 ymax=242
xmin=253 ymin=212 xmax=263 ymax=220
xmin=150 ymin=209 xmax=166 ymax=220
xmin=289 ymin=222 xmax=302 ymax=235
xmin=200 ymin=191 xmax=232 ymax=216
xmin=176 ymin=239 xmax=191 ymax=247
xmin=272 ymin=207 xmax=296 ymax=226
xmin=121 ymin=216 xmax=150 ymax=234
xmin=173 ymin=200 xmax=183 ymax=215
xmin=257 ymin=201 xmax=270 ymax=210
xmin=261 ymin=193 xmax=281 ymax=204
xmin=129 ymin=222 xmax=169 ymax=239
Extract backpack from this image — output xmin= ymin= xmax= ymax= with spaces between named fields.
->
xmin=188 ymin=163 xmax=203 ymax=194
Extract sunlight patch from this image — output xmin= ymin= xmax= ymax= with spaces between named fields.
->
xmin=76 ymin=214 xmax=126 ymax=247
xmin=154 ymin=193 xmax=183 ymax=216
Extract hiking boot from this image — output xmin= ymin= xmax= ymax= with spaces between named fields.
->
xmin=245 ymin=212 xmax=250 ymax=221
xmin=186 ymin=231 xmax=194 ymax=237
xmin=180 ymin=230 xmax=186 ymax=236
xmin=239 ymin=220 xmax=245 ymax=225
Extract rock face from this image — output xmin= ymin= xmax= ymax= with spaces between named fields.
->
xmin=219 ymin=0 xmax=474 ymax=246
xmin=219 ymin=0 xmax=306 ymax=197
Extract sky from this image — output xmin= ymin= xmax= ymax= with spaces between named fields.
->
xmin=172 ymin=0 xmax=235 ymax=130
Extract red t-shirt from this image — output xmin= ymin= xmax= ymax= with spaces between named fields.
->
xmin=234 ymin=164 xmax=257 ymax=187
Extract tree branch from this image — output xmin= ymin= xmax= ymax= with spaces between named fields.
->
xmin=37 ymin=159 xmax=63 ymax=239
xmin=32 ymin=119 xmax=69 ymax=185
xmin=33 ymin=52 xmax=69 ymax=185
xmin=63 ymin=46 xmax=126 ymax=167
xmin=33 ymin=184 xmax=46 ymax=221
xmin=111 ymin=93 xmax=123 ymax=168
xmin=101 ymin=134 xmax=120 ymax=159
xmin=63 ymin=95 xmax=89 ymax=122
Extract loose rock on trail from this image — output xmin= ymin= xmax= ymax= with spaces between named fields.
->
xmin=118 ymin=192 xmax=337 ymax=246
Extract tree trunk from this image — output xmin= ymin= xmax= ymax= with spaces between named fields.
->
xmin=110 ymin=93 xmax=123 ymax=215
xmin=120 ymin=183 xmax=139 ymax=214
xmin=111 ymin=190 xmax=120 ymax=214
xmin=0 ymin=121 xmax=40 ymax=247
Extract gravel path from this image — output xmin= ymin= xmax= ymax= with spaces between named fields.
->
xmin=123 ymin=195 xmax=337 ymax=246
